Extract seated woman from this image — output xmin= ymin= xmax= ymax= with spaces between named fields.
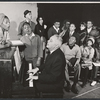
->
xmin=91 ymin=38 xmax=100 ymax=86
xmin=19 ymin=22 xmax=43 ymax=86
xmin=80 ymin=37 xmax=95 ymax=87
xmin=0 ymin=13 xmax=11 ymax=49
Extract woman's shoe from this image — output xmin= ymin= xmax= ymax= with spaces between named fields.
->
xmin=91 ymin=81 xmax=97 ymax=86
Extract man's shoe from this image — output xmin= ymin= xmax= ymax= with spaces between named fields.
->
xmin=91 ymin=81 xmax=97 ymax=86
xmin=81 ymin=83 xmax=87 ymax=88
xmin=64 ymin=84 xmax=71 ymax=92
xmin=71 ymin=85 xmax=79 ymax=94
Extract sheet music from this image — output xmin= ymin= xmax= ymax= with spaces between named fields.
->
xmin=92 ymin=62 xmax=100 ymax=67
xmin=11 ymin=40 xmax=24 ymax=46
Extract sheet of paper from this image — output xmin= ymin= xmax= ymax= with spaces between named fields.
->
xmin=11 ymin=40 xmax=24 ymax=46
xmin=92 ymin=62 xmax=100 ymax=66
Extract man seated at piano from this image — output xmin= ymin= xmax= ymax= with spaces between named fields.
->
xmin=27 ymin=34 xmax=66 ymax=97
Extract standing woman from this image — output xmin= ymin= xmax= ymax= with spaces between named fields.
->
xmin=0 ymin=13 xmax=11 ymax=49
xmin=19 ymin=22 xmax=43 ymax=86
xmin=35 ymin=16 xmax=47 ymax=63
xmin=35 ymin=16 xmax=47 ymax=40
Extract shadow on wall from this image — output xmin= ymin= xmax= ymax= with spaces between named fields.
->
xmin=9 ymin=21 xmax=19 ymax=40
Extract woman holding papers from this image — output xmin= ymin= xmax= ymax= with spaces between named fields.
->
xmin=0 ymin=13 xmax=11 ymax=49
xmin=19 ymin=22 xmax=43 ymax=86
xmin=80 ymin=37 xmax=95 ymax=87
xmin=91 ymin=38 xmax=100 ymax=86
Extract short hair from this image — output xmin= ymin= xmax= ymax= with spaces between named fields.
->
xmin=52 ymin=34 xmax=63 ymax=47
xmin=53 ymin=19 xmax=60 ymax=24
xmin=80 ymin=22 xmax=86 ymax=27
xmin=36 ymin=16 xmax=43 ymax=23
xmin=87 ymin=20 xmax=93 ymax=25
xmin=20 ymin=22 xmax=31 ymax=35
xmin=63 ymin=19 xmax=70 ymax=25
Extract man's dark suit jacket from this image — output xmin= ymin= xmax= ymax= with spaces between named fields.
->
xmin=48 ymin=26 xmax=60 ymax=39
xmin=36 ymin=48 xmax=66 ymax=92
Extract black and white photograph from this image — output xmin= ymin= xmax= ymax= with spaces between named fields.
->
xmin=0 ymin=2 xmax=100 ymax=99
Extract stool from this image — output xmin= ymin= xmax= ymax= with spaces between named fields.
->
xmin=39 ymin=92 xmax=63 ymax=98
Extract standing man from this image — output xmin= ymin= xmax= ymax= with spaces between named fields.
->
xmin=18 ymin=10 xmax=35 ymax=38
xmin=86 ymin=20 xmax=94 ymax=37
xmin=48 ymin=20 xmax=60 ymax=39
xmin=27 ymin=34 xmax=66 ymax=97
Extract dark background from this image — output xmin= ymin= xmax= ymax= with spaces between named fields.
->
xmin=37 ymin=3 xmax=100 ymax=31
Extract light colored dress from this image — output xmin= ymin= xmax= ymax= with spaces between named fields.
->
xmin=80 ymin=45 xmax=94 ymax=70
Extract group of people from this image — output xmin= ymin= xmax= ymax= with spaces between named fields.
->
xmin=0 ymin=9 xmax=100 ymax=97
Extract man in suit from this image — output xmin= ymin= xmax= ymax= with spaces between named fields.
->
xmin=48 ymin=20 xmax=60 ymax=39
xmin=27 ymin=34 xmax=66 ymax=96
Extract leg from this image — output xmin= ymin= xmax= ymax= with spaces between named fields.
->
xmin=91 ymin=65 xmax=99 ymax=86
xmin=71 ymin=64 xmax=80 ymax=94
xmin=81 ymin=67 xmax=89 ymax=87
xmin=73 ymin=64 xmax=80 ymax=85
xmin=64 ymin=64 xmax=71 ymax=92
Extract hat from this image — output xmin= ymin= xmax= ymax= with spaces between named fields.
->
xmin=87 ymin=37 xmax=95 ymax=44
xmin=24 ymin=10 xmax=31 ymax=17
xmin=0 ymin=13 xmax=5 ymax=25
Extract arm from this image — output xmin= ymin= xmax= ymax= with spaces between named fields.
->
xmin=74 ymin=46 xmax=81 ymax=66
xmin=48 ymin=28 xmax=52 ymax=39
xmin=36 ymin=35 xmax=43 ymax=66
xmin=89 ymin=48 xmax=95 ymax=60
xmin=18 ymin=22 xmax=23 ymax=35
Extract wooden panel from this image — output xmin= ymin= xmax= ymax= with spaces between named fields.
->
xmin=0 ymin=47 xmax=15 ymax=98
xmin=0 ymin=61 xmax=12 ymax=98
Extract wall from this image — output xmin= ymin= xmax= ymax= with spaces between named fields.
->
xmin=0 ymin=3 xmax=37 ymax=40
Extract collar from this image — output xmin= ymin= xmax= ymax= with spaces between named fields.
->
xmin=53 ymin=25 xmax=59 ymax=32
xmin=50 ymin=49 xmax=55 ymax=54
xmin=68 ymin=44 xmax=75 ymax=49
xmin=25 ymin=19 xmax=31 ymax=23
xmin=50 ymin=47 xmax=59 ymax=54
xmin=25 ymin=32 xmax=35 ymax=39
xmin=87 ymin=27 xmax=92 ymax=33
xmin=70 ymin=31 xmax=74 ymax=35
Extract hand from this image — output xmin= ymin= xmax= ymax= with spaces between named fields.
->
xmin=67 ymin=61 xmax=72 ymax=67
xmin=20 ymin=52 xmax=24 ymax=59
xmin=7 ymin=41 xmax=11 ymax=47
xmin=26 ymin=76 xmax=38 ymax=81
xmin=1 ymin=40 xmax=6 ymax=45
xmin=44 ymin=25 xmax=47 ymax=29
xmin=27 ymin=67 xmax=39 ymax=75
xmin=41 ymin=36 xmax=44 ymax=42
xmin=74 ymin=61 xmax=79 ymax=67
xmin=36 ymin=59 xmax=41 ymax=66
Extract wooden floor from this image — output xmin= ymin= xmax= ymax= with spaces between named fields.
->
xmin=11 ymin=80 xmax=100 ymax=99
xmin=63 ymin=81 xmax=100 ymax=99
